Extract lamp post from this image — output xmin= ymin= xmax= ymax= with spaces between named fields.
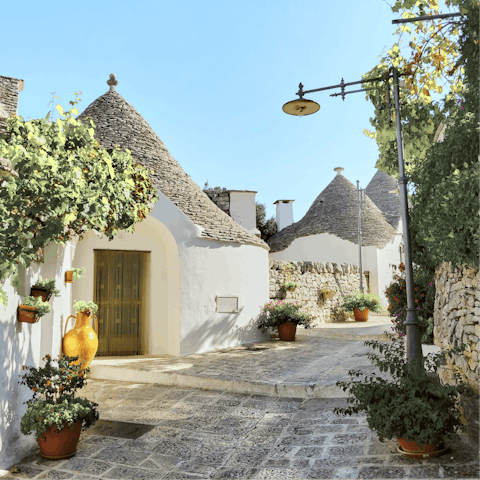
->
xmin=282 ymin=69 xmax=425 ymax=359
xmin=356 ymin=181 xmax=366 ymax=294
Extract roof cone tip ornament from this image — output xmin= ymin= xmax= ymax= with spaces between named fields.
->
xmin=282 ymin=82 xmax=320 ymax=116
xmin=107 ymin=73 xmax=118 ymax=92
xmin=334 ymin=167 xmax=344 ymax=175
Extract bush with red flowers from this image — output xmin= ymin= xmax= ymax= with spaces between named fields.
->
xmin=385 ymin=263 xmax=435 ymax=344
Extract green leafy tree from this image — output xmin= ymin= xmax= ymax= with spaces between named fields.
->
xmin=0 ymin=97 xmax=158 ymax=304
xmin=362 ymin=0 xmax=475 ymax=177
xmin=256 ymin=202 xmax=277 ymax=242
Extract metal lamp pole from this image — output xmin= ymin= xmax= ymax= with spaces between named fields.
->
xmin=282 ymin=70 xmax=425 ymax=359
xmin=356 ymin=181 xmax=365 ymax=294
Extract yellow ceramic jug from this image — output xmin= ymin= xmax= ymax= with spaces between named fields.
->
xmin=63 ymin=311 xmax=98 ymax=370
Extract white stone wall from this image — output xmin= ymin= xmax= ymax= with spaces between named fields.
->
xmin=269 ymin=260 xmax=367 ymax=324
xmin=0 ymin=241 xmax=77 ymax=470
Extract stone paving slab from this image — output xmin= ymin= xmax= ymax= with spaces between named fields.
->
xmin=88 ymin=318 xmax=397 ymax=398
xmin=3 ymin=380 xmax=478 ymax=480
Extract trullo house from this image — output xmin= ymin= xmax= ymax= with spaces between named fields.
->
xmin=268 ymin=167 xmax=403 ymax=305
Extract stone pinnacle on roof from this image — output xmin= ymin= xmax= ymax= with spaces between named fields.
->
xmin=334 ymin=167 xmax=344 ymax=175
xmin=365 ymin=169 xmax=401 ymax=230
xmin=267 ymin=168 xmax=396 ymax=252
xmin=106 ymin=74 xmax=118 ymax=92
xmin=78 ymin=79 xmax=268 ymax=250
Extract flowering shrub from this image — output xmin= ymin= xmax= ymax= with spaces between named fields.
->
xmin=385 ymin=263 xmax=435 ymax=343
xmin=340 ymin=292 xmax=383 ymax=313
xmin=20 ymin=354 xmax=99 ymax=441
xmin=257 ymin=300 xmax=313 ymax=331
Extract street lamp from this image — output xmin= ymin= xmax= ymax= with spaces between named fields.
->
xmin=282 ymin=69 xmax=425 ymax=359
xmin=357 ymin=181 xmax=366 ymax=294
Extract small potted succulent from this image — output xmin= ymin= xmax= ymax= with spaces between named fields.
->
xmin=257 ymin=299 xmax=313 ymax=341
xmin=334 ymin=334 xmax=472 ymax=459
xmin=18 ymin=296 xmax=51 ymax=324
xmin=20 ymin=354 xmax=99 ymax=459
xmin=65 ymin=267 xmax=86 ymax=284
xmin=281 ymin=263 xmax=300 ymax=292
xmin=340 ymin=291 xmax=382 ymax=321
xmin=31 ymin=277 xmax=61 ymax=302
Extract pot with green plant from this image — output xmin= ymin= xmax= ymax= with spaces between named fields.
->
xmin=63 ymin=301 xmax=99 ymax=370
xmin=334 ymin=334 xmax=471 ymax=459
xmin=280 ymin=263 xmax=300 ymax=292
xmin=31 ymin=277 xmax=61 ymax=302
xmin=257 ymin=299 xmax=313 ymax=341
xmin=20 ymin=353 xmax=99 ymax=460
xmin=18 ymin=296 xmax=51 ymax=324
xmin=340 ymin=291 xmax=382 ymax=321
xmin=65 ymin=267 xmax=86 ymax=284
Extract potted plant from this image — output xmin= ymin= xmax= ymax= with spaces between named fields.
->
xmin=257 ymin=299 xmax=313 ymax=341
xmin=31 ymin=277 xmax=61 ymax=302
xmin=20 ymin=354 xmax=99 ymax=459
xmin=65 ymin=267 xmax=86 ymax=284
xmin=280 ymin=263 xmax=300 ymax=292
xmin=63 ymin=300 xmax=99 ymax=370
xmin=334 ymin=334 xmax=471 ymax=459
xmin=18 ymin=296 xmax=51 ymax=324
xmin=320 ymin=288 xmax=337 ymax=300
xmin=340 ymin=291 xmax=382 ymax=321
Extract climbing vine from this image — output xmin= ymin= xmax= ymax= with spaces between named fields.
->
xmin=0 ymin=97 xmax=159 ymax=304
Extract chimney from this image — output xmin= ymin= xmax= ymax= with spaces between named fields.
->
xmin=0 ymin=76 xmax=24 ymax=138
xmin=274 ymin=199 xmax=295 ymax=232
xmin=229 ymin=190 xmax=261 ymax=237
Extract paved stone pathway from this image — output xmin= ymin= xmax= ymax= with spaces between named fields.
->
xmin=3 ymin=318 xmax=478 ymax=479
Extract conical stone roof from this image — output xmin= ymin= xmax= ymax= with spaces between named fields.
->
xmin=268 ymin=169 xmax=395 ymax=253
xmin=365 ymin=169 xmax=401 ymax=229
xmin=78 ymin=81 xmax=268 ymax=250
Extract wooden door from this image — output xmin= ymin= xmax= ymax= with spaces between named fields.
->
xmin=94 ymin=250 xmax=148 ymax=356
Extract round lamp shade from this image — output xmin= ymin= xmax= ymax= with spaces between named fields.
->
xmin=282 ymin=98 xmax=320 ymax=116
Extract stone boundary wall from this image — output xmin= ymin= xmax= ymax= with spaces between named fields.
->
xmin=0 ymin=76 xmax=20 ymax=138
xmin=203 ymin=187 xmax=230 ymax=216
xmin=434 ymin=261 xmax=479 ymax=448
xmin=269 ymin=259 xmax=367 ymax=325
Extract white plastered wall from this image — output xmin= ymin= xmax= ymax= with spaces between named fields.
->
xmin=72 ymin=212 xmax=181 ymax=356
xmin=0 ymin=240 xmax=77 ymax=471
xmin=72 ymin=189 xmax=270 ymax=357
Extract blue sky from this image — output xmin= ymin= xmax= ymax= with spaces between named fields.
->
xmin=5 ymin=0 xmax=409 ymax=222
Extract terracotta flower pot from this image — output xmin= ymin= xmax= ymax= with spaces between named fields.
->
xmin=17 ymin=305 xmax=38 ymax=324
xmin=31 ymin=287 xmax=51 ymax=303
xmin=38 ymin=421 xmax=82 ymax=460
xmin=323 ymin=292 xmax=335 ymax=300
xmin=353 ymin=307 xmax=369 ymax=322
xmin=277 ymin=322 xmax=297 ymax=341
xmin=284 ymin=286 xmax=296 ymax=292
xmin=397 ymin=438 xmax=444 ymax=460
xmin=65 ymin=271 xmax=74 ymax=283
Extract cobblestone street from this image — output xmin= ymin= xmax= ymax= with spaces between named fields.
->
xmin=3 ymin=319 xmax=478 ymax=480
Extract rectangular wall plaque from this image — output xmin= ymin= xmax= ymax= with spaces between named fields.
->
xmin=216 ymin=296 xmax=239 ymax=313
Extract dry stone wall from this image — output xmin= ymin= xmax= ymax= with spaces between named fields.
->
xmin=0 ymin=76 xmax=20 ymax=138
xmin=269 ymin=259 xmax=367 ymax=325
xmin=434 ymin=262 xmax=479 ymax=447
xmin=203 ymin=187 xmax=230 ymax=216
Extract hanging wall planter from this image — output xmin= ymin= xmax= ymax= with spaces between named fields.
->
xmin=18 ymin=305 xmax=38 ymax=324
xmin=65 ymin=271 xmax=74 ymax=283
